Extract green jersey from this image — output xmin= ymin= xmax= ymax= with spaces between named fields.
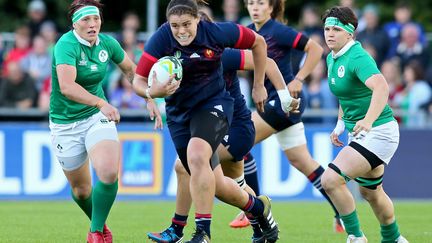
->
xmin=50 ymin=30 xmax=125 ymax=124
xmin=326 ymin=41 xmax=394 ymax=132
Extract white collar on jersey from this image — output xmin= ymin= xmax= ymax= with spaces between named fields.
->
xmin=332 ymin=39 xmax=355 ymax=59
xmin=73 ymin=30 xmax=100 ymax=47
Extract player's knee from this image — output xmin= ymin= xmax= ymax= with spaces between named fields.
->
xmin=97 ymin=168 xmax=118 ymax=184
xmin=187 ymin=151 xmax=210 ymax=171
xmin=321 ymin=165 xmax=346 ymax=192
xmin=72 ymin=184 xmax=92 ymax=199
xmin=174 ymin=158 xmax=188 ymax=176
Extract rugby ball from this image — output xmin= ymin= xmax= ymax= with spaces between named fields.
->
xmin=148 ymin=56 xmax=182 ymax=86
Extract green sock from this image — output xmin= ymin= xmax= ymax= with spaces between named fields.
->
xmin=341 ymin=210 xmax=363 ymax=237
xmin=90 ymin=180 xmax=118 ymax=232
xmin=381 ymin=220 xmax=400 ymax=243
xmin=72 ymin=190 xmax=92 ymax=220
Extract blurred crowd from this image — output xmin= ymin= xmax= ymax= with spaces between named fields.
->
xmin=0 ymin=0 xmax=431 ymax=128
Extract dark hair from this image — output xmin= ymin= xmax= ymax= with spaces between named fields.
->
xmin=405 ymin=60 xmax=424 ymax=81
xmin=243 ymin=0 xmax=286 ymax=24
xmin=68 ymin=0 xmax=104 ymax=23
xmin=166 ymin=0 xmax=207 ymax=19
xmin=321 ymin=6 xmax=358 ymax=30
xmin=198 ymin=8 xmax=214 ymax=22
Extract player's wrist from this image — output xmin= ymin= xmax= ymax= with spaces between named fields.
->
xmin=294 ymin=76 xmax=304 ymax=83
xmin=333 ymin=119 xmax=345 ymax=135
xmin=95 ymin=99 xmax=106 ymax=109
xmin=277 ymin=88 xmax=293 ymax=112
xmin=145 ymin=87 xmax=153 ymax=99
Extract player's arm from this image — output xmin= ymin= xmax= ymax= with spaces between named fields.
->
xmin=57 ymin=65 xmax=102 ymax=107
xmin=295 ymin=38 xmax=323 ymax=83
xmin=243 ymin=50 xmax=299 ymax=112
xmin=249 ymin=32 xmax=268 ymax=112
xmin=289 ymin=37 xmax=323 ymax=98
xmin=117 ymin=51 xmax=136 ymax=83
xmin=363 ymin=74 xmax=389 ymax=125
xmin=331 ymin=105 xmax=345 ymax=147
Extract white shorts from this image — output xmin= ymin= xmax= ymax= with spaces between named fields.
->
xmin=348 ymin=121 xmax=399 ymax=164
xmin=275 ymin=122 xmax=307 ymax=151
xmin=49 ymin=111 xmax=118 ymax=171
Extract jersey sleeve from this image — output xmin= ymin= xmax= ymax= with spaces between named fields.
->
xmin=54 ymin=41 xmax=77 ymax=66
xmin=351 ymin=53 xmax=381 ymax=83
xmin=216 ymin=22 xmax=256 ymax=49
xmin=106 ymin=35 xmax=125 ymax=64
xmin=276 ymin=26 xmax=308 ymax=51
xmin=222 ymin=48 xmax=244 ymax=72
xmin=136 ymin=25 xmax=171 ymax=78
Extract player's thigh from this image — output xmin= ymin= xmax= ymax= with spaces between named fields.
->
xmin=252 ymin=111 xmax=276 ymax=143
xmin=333 ymin=146 xmax=372 ymax=179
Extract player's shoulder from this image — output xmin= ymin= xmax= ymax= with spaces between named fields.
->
xmin=349 ymin=42 xmax=372 ymax=60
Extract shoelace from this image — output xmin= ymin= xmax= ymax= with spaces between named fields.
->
xmin=161 ymin=227 xmax=177 ymax=240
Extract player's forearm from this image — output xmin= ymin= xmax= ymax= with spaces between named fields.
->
xmin=296 ymin=40 xmax=323 ymax=80
xmin=266 ymin=58 xmax=287 ymax=91
xmin=364 ymin=81 xmax=389 ymax=124
xmin=60 ymin=82 xmax=102 ymax=107
xmin=251 ymin=35 xmax=267 ymax=87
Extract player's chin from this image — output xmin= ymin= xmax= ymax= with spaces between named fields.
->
xmin=176 ymin=39 xmax=192 ymax=46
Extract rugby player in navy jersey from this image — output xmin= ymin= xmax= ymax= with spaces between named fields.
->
xmin=146 ymin=46 xmax=299 ymax=243
xmin=133 ymin=1 xmax=280 ymax=242
xmin=244 ymin=0 xmax=345 ymax=233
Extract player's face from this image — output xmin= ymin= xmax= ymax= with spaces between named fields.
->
xmin=324 ymin=26 xmax=352 ymax=53
xmin=73 ymin=14 xmax=101 ymax=45
xmin=246 ymin=0 xmax=273 ymax=26
xmin=169 ymin=14 xmax=199 ymax=46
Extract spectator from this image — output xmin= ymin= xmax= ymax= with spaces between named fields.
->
xmin=2 ymin=26 xmax=31 ymax=77
xmin=298 ymin=4 xmax=322 ymax=37
xmin=0 ymin=61 xmax=37 ymax=109
xmin=383 ymin=2 xmax=426 ymax=59
xmin=27 ymin=0 xmax=56 ymax=39
xmin=121 ymin=11 xmax=140 ymax=32
xmin=395 ymin=23 xmax=429 ymax=69
xmin=303 ymin=59 xmax=337 ymax=124
xmin=381 ymin=58 xmax=404 ymax=108
xmin=37 ymin=77 xmax=51 ymax=111
xmin=39 ymin=21 xmax=58 ymax=55
xmin=221 ymin=0 xmax=241 ymax=23
xmin=0 ymin=34 xmax=4 ymax=73
xmin=394 ymin=61 xmax=432 ymax=127
xmin=356 ymin=4 xmax=390 ymax=67
xmin=109 ymin=75 xmax=146 ymax=109
xmin=20 ymin=35 xmax=51 ymax=91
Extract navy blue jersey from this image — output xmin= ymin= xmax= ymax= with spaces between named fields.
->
xmin=137 ymin=20 xmax=256 ymax=124
xmin=248 ymin=19 xmax=305 ymax=100
xmin=221 ymin=48 xmax=251 ymax=122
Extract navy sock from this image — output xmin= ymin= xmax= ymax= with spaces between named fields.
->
xmin=308 ymin=166 xmax=339 ymax=217
xmin=242 ymin=194 xmax=264 ymax=217
xmin=244 ymin=152 xmax=260 ymax=195
xmin=195 ymin=213 xmax=211 ymax=238
xmin=170 ymin=213 xmax=187 ymax=236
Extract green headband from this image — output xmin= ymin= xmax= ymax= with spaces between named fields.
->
xmin=72 ymin=6 xmax=100 ymax=23
xmin=325 ymin=17 xmax=355 ymax=34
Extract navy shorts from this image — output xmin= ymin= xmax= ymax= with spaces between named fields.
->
xmin=257 ymin=92 xmax=306 ymax=131
xmin=221 ymin=116 xmax=255 ymax=162
xmin=168 ymin=108 xmax=230 ymax=174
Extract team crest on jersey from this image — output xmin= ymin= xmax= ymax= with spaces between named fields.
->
xmin=98 ymin=50 xmax=108 ymax=62
xmin=204 ymin=49 xmax=214 ymax=58
xmin=337 ymin=65 xmax=345 ymax=78
xmin=79 ymin=52 xmax=87 ymax=66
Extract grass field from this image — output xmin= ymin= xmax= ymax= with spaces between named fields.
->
xmin=0 ymin=200 xmax=431 ymax=242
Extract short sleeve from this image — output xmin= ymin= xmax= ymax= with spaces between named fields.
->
xmin=351 ymin=54 xmax=381 ymax=83
xmin=106 ymin=35 xmax=125 ymax=64
xmin=54 ymin=41 xmax=77 ymax=66
xmin=275 ymin=25 xmax=303 ymax=49
xmin=222 ymin=49 xmax=243 ymax=72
